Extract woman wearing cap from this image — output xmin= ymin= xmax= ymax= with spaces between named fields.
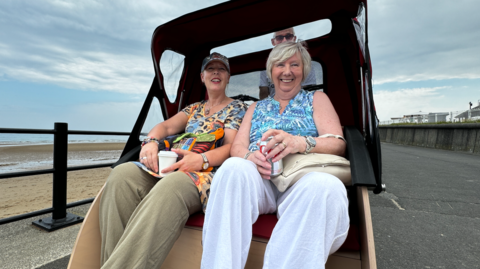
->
xmin=201 ymin=42 xmax=349 ymax=268
xmin=99 ymin=52 xmax=247 ymax=268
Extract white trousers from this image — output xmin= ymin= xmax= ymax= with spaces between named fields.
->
xmin=201 ymin=157 xmax=350 ymax=269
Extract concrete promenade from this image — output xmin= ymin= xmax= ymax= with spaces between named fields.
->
xmin=1 ymin=142 xmax=479 ymax=268
xmin=0 ymin=204 xmax=90 ymax=269
xmin=371 ymin=143 xmax=480 ymax=268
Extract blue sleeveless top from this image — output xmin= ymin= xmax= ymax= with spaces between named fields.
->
xmin=248 ymin=89 xmax=319 ymax=151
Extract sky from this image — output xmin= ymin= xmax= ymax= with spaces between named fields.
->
xmin=1 ymin=0 xmax=479 ymax=132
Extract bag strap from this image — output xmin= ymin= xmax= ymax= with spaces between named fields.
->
xmin=319 ymin=134 xmax=347 ymax=144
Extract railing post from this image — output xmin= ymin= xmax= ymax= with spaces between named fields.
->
xmin=53 ymin=122 xmax=69 ymax=219
xmin=32 ymin=122 xmax=83 ymax=231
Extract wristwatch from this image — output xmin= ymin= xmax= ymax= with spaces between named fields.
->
xmin=303 ymin=136 xmax=317 ymax=154
xmin=200 ymin=153 xmax=209 ymax=169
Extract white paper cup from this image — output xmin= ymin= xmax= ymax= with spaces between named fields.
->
xmin=158 ymin=151 xmax=178 ymax=177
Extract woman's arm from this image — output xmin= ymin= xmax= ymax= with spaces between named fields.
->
xmin=203 ymin=128 xmax=237 ymax=167
xmin=147 ymin=112 xmax=189 ymax=139
xmin=162 ymin=102 xmax=248 ymax=174
xmin=140 ymin=111 xmax=189 ymax=172
xmin=310 ymin=91 xmax=346 ymax=156
xmin=230 ymin=103 xmax=255 ymax=158
xmin=231 ymin=103 xmax=272 ymax=179
xmin=262 ymin=91 xmax=346 ymax=162
xmin=165 ymin=128 xmax=238 ymax=173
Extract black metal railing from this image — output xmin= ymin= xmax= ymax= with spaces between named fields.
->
xmin=0 ymin=122 xmax=130 ymax=231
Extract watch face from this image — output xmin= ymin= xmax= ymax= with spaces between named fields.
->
xmin=304 ymin=136 xmax=316 ymax=154
xmin=201 ymin=153 xmax=209 ymax=169
xmin=306 ymin=136 xmax=316 ymax=146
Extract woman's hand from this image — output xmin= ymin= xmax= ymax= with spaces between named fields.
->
xmin=261 ymin=129 xmax=306 ymax=162
xmin=245 ymin=150 xmax=273 ymax=180
xmin=160 ymin=149 xmax=203 ymax=174
xmin=139 ymin=142 xmax=160 ymax=172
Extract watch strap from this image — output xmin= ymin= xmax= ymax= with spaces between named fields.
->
xmin=200 ymin=153 xmax=209 ymax=169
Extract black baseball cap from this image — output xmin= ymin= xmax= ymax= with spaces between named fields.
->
xmin=201 ymin=52 xmax=230 ymax=73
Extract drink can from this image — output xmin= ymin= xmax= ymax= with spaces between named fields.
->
xmin=259 ymin=136 xmax=283 ymax=176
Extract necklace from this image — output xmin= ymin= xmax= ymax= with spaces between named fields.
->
xmin=275 ymin=98 xmax=285 ymax=113
xmin=205 ymin=97 xmax=226 ymax=115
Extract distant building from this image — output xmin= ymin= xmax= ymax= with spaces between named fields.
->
xmin=402 ymin=114 xmax=427 ymax=123
xmin=455 ymin=100 xmax=480 ymax=121
xmin=427 ymin=112 xmax=449 ymax=123
xmin=383 ymin=100 xmax=480 ymax=125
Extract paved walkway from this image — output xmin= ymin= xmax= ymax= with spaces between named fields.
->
xmin=370 ymin=143 xmax=480 ymax=269
xmin=0 ymin=204 xmax=90 ymax=269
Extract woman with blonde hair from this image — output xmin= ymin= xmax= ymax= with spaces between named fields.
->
xmin=201 ymin=42 xmax=349 ymax=269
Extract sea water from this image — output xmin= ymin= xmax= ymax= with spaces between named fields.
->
xmin=0 ymin=133 xmax=129 ymax=174
xmin=0 ymin=133 xmax=128 ymax=146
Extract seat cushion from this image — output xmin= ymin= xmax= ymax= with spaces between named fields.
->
xmin=185 ymin=213 xmax=359 ymax=251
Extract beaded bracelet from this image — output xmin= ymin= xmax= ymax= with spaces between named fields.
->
xmin=141 ymin=137 xmax=160 ymax=147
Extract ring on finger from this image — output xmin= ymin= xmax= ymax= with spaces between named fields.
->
xmin=141 ymin=156 xmax=147 ymax=160
xmin=281 ymin=142 xmax=287 ymax=149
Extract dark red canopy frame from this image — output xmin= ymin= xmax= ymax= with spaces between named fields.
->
xmin=116 ymin=0 xmax=383 ymax=193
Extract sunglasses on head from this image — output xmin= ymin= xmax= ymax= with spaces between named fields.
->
xmin=274 ymin=33 xmax=295 ymax=42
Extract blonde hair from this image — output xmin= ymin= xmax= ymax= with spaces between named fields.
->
xmin=266 ymin=41 xmax=311 ymax=83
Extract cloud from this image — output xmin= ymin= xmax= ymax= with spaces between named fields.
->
xmin=369 ymin=0 xmax=480 ymax=84
xmin=374 ymin=87 xmax=449 ymax=121
xmin=2 ymin=0 xmax=478 ymax=94
xmin=3 ymin=49 xmax=154 ymax=94
xmin=1 ymin=0 xmax=479 ymax=132
xmin=0 ymin=0 xmax=224 ymax=94
xmin=213 ymin=20 xmax=332 ymax=58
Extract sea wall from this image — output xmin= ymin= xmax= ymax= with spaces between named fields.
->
xmin=379 ymin=124 xmax=480 ymax=154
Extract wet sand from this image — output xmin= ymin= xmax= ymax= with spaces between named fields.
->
xmin=0 ymin=143 xmax=126 ymax=219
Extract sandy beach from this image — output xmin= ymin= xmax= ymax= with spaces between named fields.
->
xmin=0 ymin=143 xmax=126 ymax=219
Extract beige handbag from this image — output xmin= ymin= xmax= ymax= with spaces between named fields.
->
xmin=270 ymin=153 xmax=351 ymax=192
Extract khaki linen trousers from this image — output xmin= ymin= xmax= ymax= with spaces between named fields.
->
xmin=99 ymin=162 xmax=201 ymax=269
